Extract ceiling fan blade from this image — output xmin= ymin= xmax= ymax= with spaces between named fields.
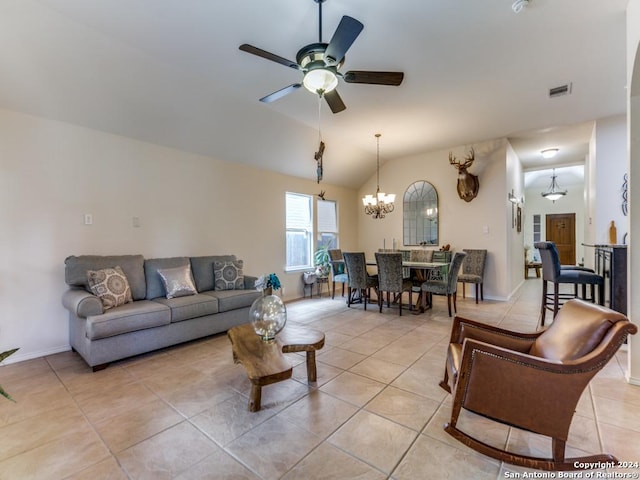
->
xmin=259 ymin=83 xmax=302 ymax=103
xmin=239 ymin=44 xmax=300 ymax=70
xmin=324 ymin=16 xmax=364 ymax=65
xmin=343 ymin=70 xmax=405 ymax=86
xmin=324 ymin=89 xmax=346 ymax=114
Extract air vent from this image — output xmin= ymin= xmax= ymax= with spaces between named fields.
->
xmin=549 ymin=83 xmax=572 ymax=98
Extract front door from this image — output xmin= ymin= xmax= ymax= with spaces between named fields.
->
xmin=546 ymin=213 xmax=576 ymax=265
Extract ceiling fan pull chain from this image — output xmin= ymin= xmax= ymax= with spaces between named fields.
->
xmin=318 ymin=94 xmax=323 ymax=142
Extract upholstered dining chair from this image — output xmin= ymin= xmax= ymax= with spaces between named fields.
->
xmin=421 ymin=252 xmax=466 ymax=317
xmin=534 ymin=241 xmax=604 ymax=326
xmin=328 ymin=248 xmax=348 ymax=299
xmin=342 ymin=252 xmax=378 ymax=310
xmin=375 ymin=252 xmax=413 ymax=316
xmin=457 ymin=249 xmax=487 ymax=304
xmin=439 ymin=298 xmax=637 ymax=471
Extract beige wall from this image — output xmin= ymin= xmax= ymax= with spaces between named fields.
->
xmin=626 ymin=0 xmax=640 ymax=384
xmin=0 ymin=108 xmax=359 ymax=362
xmin=506 ymin=142 xmax=525 ymax=293
xmin=357 ymin=139 xmax=513 ymax=300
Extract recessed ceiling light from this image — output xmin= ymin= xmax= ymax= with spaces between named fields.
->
xmin=541 ymin=148 xmax=559 ymax=159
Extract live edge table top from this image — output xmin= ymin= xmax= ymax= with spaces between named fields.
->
xmin=227 ymin=323 xmax=325 ymax=412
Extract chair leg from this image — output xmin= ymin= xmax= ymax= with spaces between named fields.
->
xmin=598 ymin=282 xmax=604 ymax=306
xmin=540 ymin=280 xmax=548 ymax=326
xmin=453 ymin=292 xmax=457 ymax=313
xmin=332 ymin=281 xmax=336 ymax=299
xmin=462 ymin=282 xmax=466 ymax=298
xmin=475 ymin=284 xmax=479 ymax=304
xmin=480 ymin=283 xmax=484 ymax=301
xmin=379 ymin=290 xmax=383 ymax=313
xmin=447 ymin=294 xmax=452 ymax=317
xmin=553 ymin=282 xmax=560 ymax=319
xmin=341 ymin=283 xmax=345 ymax=297
xmin=439 ymin=367 xmax=451 ymax=393
xmin=364 ymin=289 xmax=368 ymax=311
xmin=552 ymin=438 xmax=566 ymax=463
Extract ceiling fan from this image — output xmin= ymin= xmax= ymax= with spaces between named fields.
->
xmin=239 ymin=0 xmax=404 ymax=114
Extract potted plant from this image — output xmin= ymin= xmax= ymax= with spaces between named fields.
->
xmin=1 ymin=348 xmax=19 ymax=402
xmin=314 ymin=245 xmax=331 ymax=278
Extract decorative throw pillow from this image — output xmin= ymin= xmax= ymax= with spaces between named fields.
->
xmin=87 ymin=266 xmax=133 ymax=310
xmin=214 ymin=260 xmax=244 ymax=291
xmin=157 ymin=264 xmax=197 ymax=299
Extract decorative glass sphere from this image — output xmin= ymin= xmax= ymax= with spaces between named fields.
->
xmin=249 ymin=294 xmax=287 ymax=342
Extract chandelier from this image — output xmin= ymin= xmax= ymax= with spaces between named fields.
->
xmin=541 ymin=169 xmax=567 ymax=202
xmin=362 ymin=133 xmax=395 ymax=219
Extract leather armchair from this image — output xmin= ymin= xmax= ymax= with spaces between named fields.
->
xmin=440 ymin=299 xmax=637 ymax=471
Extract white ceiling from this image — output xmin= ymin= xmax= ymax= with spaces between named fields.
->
xmin=0 ymin=0 xmax=629 ymax=188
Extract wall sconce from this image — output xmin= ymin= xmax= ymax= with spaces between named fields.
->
xmin=508 ymin=191 xmax=523 ymax=205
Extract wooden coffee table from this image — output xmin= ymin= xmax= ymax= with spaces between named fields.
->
xmin=227 ymin=323 xmax=325 ymax=412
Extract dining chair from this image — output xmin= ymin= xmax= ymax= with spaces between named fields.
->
xmin=534 ymin=241 xmax=604 ymax=326
xmin=328 ymin=249 xmax=348 ymax=299
xmin=375 ymin=252 xmax=413 ymax=316
xmin=421 ymin=252 xmax=466 ymax=317
xmin=343 ymin=252 xmax=378 ymax=310
xmin=457 ymin=249 xmax=487 ymax=304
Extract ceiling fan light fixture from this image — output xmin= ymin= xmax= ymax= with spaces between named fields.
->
xmin=541 ymin=148 xmax=559 ymax=159
xmin=303 ymin=68 xmax=338 ymax=94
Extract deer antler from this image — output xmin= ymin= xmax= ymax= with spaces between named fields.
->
xmin=449 ymin=148 xmax=475 ymax=170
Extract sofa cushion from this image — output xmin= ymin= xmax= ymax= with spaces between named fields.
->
xmin=190 ymin=255 xmax=237 ymax=292
xmin=157 ymin=264 xmax=197 ymax=299
xmin=86 ymin=300 xmax=171 ymax=340
xmin=214 ymin=260 xmax=244 ymax=291
xmin=203 ymin=289 xmax=262 ymax=313
xmin=145 ymin=257 xmax=190 ymax=300
xmin=65 ymin=255 xmax=146 ymax=300
xmin=87 ymin=266 xmax=133 ymax=310
xmin=152 ymin=294 xmax=219 ymax=322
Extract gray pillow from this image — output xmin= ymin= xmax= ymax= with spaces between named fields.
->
xmin=86 ymin=266 xmax=133 ymax=310
xmin=214 ymin=260 xmax=244 ymax=291
xmin=157 ymin=264 xmax=197 ymax=299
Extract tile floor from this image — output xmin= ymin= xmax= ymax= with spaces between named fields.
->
xmin=1 ymin=279 xmax=639 ymax=479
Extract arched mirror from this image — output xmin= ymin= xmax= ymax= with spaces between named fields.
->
xmin=403 ymin=181 xmax=438 ymax=246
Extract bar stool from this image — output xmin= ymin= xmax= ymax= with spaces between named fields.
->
xmin=534 ymin=242 xmax=604 ymax=326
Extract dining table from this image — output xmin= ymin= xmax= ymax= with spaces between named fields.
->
xmin=364 ymin=259 xmax=448 ymax=312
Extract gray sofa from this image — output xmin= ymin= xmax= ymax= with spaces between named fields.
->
xmin=62 ymin=254 xmax=261 ymax=370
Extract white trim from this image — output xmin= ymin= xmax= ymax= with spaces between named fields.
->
xmin=1 ymin=345 xmax=71 ymax=365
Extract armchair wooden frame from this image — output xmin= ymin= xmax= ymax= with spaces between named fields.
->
xmin=440 ymin=304 xmax=637 ymax=471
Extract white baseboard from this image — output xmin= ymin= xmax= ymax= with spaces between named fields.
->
xmin=626 ymin=374 xmax=640 ymax=386
xmin=2 ymin=345 xmax=71 ymax=365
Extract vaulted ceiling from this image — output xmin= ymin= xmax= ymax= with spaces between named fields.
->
xmin=0 ymin=0 xmax=629 ymax=188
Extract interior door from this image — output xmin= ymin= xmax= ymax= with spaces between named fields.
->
xmin=545 ymin=213 xmax=576 ymax=265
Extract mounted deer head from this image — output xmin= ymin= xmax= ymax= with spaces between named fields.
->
xmin=449 ymin=147 xmax=479 ymax=202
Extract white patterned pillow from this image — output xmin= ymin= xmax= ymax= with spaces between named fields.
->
xmin=87 ymin=266 xmax=133 ymax=310
xmin=214 ymin=260 xmax=244 ymax=291
xmin=157 ymin=264 xmax=197 ymax=299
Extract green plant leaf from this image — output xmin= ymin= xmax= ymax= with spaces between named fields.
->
xmin=0 ymin=348 xmax=19 ymax=402
xmin=0 ymin=348 xmax=19 ymax=363
xmin=0 ymin=385 xmax=15 ymax=402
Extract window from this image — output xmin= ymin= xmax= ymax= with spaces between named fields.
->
xmin=533 ymin=214 xmax=541 ymax=242
xmin=285 ymin=193 xmax=313 ymax=271
xmin=317 ymin=199 xmax=338 ymax=249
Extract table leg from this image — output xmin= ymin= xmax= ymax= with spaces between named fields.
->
xmin=306 ymin=350 xmax=317 ymax=382
xmin=249 ymin=384 xmax=262 ymax=412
